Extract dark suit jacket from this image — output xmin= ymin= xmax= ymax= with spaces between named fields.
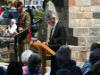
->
xmin=49 ymin=21 xmax=67 ymax=52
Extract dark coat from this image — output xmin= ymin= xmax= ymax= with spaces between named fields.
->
xmin=49 ymin=21 xmax=67 ymax=52
xmin=49 ymin=21 xmax=67 ymax=75
xmin=58 ymin=60 xmax=82 ymax=75
xmin=90 ymin=48 xmax=100 ymax=65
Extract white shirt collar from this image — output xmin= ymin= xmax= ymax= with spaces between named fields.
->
xmin=52 ymin=20 xmax=58 ymax=29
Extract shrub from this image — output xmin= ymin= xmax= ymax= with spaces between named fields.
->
xmin=34 ymin=9 xmax=44 ymax=21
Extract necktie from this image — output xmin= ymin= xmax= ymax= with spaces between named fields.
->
xmin=51 ymin=27 xmax=55 ymax=38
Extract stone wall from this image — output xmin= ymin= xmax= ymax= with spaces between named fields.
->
xmin=69 ymin=0 xmax=100 ymax=62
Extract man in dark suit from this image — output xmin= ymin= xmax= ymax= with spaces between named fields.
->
xmin=45 ymin=10 xmax=67 ymax=75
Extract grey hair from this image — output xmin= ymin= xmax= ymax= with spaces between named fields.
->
xmin=56 ymin=45 xmax=71 ymax=62
xmin=46 ymin=10 xmax=58 ymax=19
xmin=21 ymin=50 xmax=33 ymax=63
xmin=11 ymin=19 xmax=16 ymax=24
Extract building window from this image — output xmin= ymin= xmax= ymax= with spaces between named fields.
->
xmin=40 ymin=0 xmax=43 ymax=6
xmin=33 ymin=0 xmax=38 ymax=5
xmin=25 ymin=0 xmax=30 ymax=5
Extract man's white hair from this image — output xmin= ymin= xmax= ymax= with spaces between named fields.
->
xmin=11 ymin=19 xmax=16 ymax=24
xmin=21 ymin=50 xmax=33 ymax=63
xmin=46 ymin=10 xmax=58 ymax=19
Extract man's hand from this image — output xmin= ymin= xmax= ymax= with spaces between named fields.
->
xmin=43 ymin=42 xmax=48 ymax=45
xmin=36 ymin=40 xmax=41 ymax=43
xmin=36 ymin=41 xmax=48 ymax=45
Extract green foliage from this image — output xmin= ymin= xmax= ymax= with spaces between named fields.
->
xmin=0 ymin=0 xmax=13 ymax=7
xmin=0 ymin=1 xmax=7 ymax=6
xmin=0 ymin=57 xmax=4 ymax=62
xmin=34 ymin=9 xmax=44 ymax=21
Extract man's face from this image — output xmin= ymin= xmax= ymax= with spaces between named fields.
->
xmin=47 ymin=17 xmax=56 ymax=27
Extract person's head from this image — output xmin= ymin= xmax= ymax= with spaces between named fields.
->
xmin=27 ymin=6 xmax=30 ymax=9
xmin=7 ymin=61 xmax=23 ymax=75
xmin=56 ymin=45 xmax=71 ymax=67
xmin=16 ymin=1 xmax=23 ymax=12
xmin=21 ymin=50 xmax=33 ymax=65
xmin=28 ymin=53 xmax=41 ymax=73
xmin=46 ymin=10 xmax=58 ymax=27
xmin=10 ymin=19 xmax=16 ymax=25
xmin=90 ymin=48 xmax=100 ymax=65
xmin=90 ymin=42 xmax=100 ymax=51
xmin=92 ymin=61 xmax=100 ymax=75
xmin=32 ymin=6 xmax=35 ymax=9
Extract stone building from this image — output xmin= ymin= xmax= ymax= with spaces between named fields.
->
xmin=68 ymin=0 xmax=100 ymax=62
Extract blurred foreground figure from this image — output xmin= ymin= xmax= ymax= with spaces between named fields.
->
xmin=25 ymin=53 xmax=42 ymax=75
xmin=7 ymin=61 xmax=23 ymax=75
xmin=0 ymin=66 xmax=7 ymax=75
xmin=81 ymin=42 xmax=100 ymax=75
xmin=92 ymin=61 xmax=100 ymax=75
xmin=56 ymin=45 xmax=82 ymax=75
xmin=21 ymin=50 xmax=33 ymax=75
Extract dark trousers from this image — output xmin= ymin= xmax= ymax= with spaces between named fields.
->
xmin=14 ymin=35 xmax=24 ymax=61
xmin=50 ymin=56 xmax=59 ymax=75
xmin=14 ymin=36 xmax=18 ymax=60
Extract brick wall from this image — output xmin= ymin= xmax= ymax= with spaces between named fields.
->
xmin=69 ymin=0 xmax=100 ymax=62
